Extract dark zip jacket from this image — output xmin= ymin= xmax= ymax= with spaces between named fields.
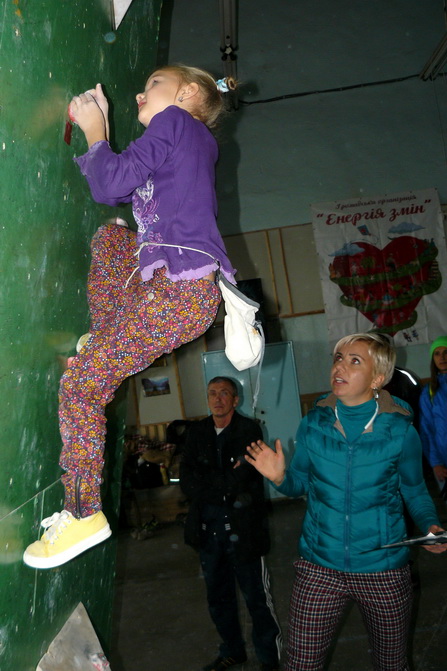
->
xmin=179 ymin=411 xmax=270 ymax=563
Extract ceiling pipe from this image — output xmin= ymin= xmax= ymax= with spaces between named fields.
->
xmin=219 ymin=0 xmax=239 ymax=109
xmin=420 ymin=33 xmax=447 ymax=80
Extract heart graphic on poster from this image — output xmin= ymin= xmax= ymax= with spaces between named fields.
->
xmin=329 ymin=236 xmax=441 ymax=335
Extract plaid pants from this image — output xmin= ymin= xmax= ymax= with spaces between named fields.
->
xmin=286 ymin=558 xmax=413 ymax=671
xmin=59 ymin=224 xmax=220 ymax=517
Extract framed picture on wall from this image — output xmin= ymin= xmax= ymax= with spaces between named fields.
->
xmin=130 ymin=353 xmax=184 ymax=426
xmin=141 ymin=376 xmax=170 ymax=397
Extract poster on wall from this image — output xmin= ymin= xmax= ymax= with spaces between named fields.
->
xmin=311 ymin=188 xmax=447 ymax=347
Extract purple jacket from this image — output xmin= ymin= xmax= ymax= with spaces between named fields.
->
xmin=74 ymin=106 xmax=235 ymax=283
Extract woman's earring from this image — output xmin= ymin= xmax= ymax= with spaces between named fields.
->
xmin=373 ymin=387 xmax=379 ymax=400
xmin=177 ymin=96 xmax=184 ymax=102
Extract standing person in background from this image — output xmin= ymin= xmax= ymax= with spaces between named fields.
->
xmin=246 ymin=333 xmax=445 ymax=671
xmin=376 ymin=333 xmax=423 ymax=430
xmin=419 ymin=336 xmax=447 ymax=502
xmin=180 ymin=377 xmax=281 ymax=671
xmin=23 ymin=65 xmax=237 ymax=569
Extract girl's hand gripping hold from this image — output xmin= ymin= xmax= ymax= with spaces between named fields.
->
xmin=84 ymin=83 xmax=109 ymax=121
xmin=68 ymin=84 xmax=108 ymax=146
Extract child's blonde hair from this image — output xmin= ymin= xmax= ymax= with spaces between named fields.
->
xmin=153 ymin=64 xmax=237 ymax=129
xmin=333 ymin=332 xmax=396 ymax=387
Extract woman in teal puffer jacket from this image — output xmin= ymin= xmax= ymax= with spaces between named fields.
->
xmin=246 ymin=332 xmax=445 ymax=671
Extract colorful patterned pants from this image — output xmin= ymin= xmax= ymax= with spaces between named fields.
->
xmin=59 ymin=224 xmax=221 ymax=517
xmin=286 ymin=559 xmax=413 ymax=671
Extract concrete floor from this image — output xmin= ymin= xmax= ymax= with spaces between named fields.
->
xmin=109 ymin=479 xmax=447 ymax=671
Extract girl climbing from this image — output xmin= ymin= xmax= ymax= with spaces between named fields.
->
xmin=24 ymin=64 xmax=236 ymax=569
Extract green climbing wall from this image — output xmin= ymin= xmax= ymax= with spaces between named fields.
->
xmin=0 ymin=0 xmax=162 ymax=667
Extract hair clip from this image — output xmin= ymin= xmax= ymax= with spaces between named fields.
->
xmin=216 ymin=78 xmax=230 ymax=93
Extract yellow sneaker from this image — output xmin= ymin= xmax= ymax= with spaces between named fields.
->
xmin=23 ymin=510 xmax=111 ymax=569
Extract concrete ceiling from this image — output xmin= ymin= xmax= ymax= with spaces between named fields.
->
xmin=161 ymin=0 xmax=446 ymax=103
xmin=156 ymin=1 xmax=447 ymax=233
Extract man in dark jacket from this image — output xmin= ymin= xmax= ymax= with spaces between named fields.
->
xmin=179 ymin=377 xmax=281 ymax=671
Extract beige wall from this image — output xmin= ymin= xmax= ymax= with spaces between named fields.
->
xmin=224 ymin=225 xmax=324 ymax=317
xmin=127 ymin=216 xmax=447 ymax=429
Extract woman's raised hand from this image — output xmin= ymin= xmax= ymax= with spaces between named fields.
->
xmin=245 ymin=439 xmax=286 ymax=486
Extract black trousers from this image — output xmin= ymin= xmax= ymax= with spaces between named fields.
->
xmin=199 ymin=520 xmax=282 ymax=665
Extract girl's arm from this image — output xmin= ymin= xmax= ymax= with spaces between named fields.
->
xmin=418 ymin=387 xmax=436 ymax=464
xmin=399 ymin=424 xmax=444 ymax=541
xmin=430 ymin=387 xmax=447 ymax=472
xmin=73 ymin=105 xmax=183 ymax=205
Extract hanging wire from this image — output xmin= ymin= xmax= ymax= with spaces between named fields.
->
xmin=239 ymin=73 xmax=420 ymax=107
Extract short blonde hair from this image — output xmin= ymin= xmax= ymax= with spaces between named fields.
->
xmin=333 ymin=332 xmax=396 ymax=387
xmin=152 ymin=64 xmax=237 ymax=129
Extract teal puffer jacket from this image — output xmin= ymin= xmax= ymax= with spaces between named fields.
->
xmin=276 ymin=391 xmax=440 ymax=573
